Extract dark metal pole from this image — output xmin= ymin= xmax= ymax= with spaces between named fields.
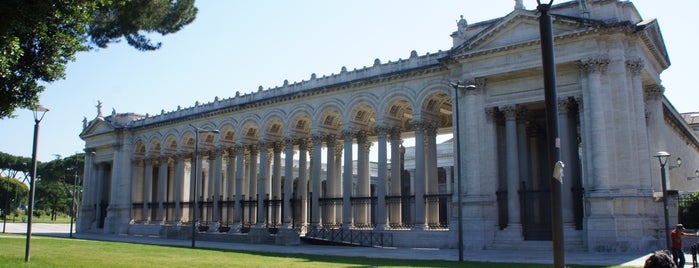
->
xmin=25 ymin=117 xmax=42 ymax=262
xmin=660 ymin=163 xmax=671 ymax=250
xmin=451 ymin=82 xmax=465 ymax=262
xmin=70 ymin=155 xmax=78 ymax=238
xmin=3 ymin=174 xmax=8 ymax=233
xmin=537 ymin=1 xmax=564 ymax=267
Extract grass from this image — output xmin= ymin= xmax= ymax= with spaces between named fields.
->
xmin=0 ymin=234 xmax=632 ymax=268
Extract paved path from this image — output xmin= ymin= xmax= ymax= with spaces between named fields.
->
xmin=1 ymin=222 xmax=692 ymax=267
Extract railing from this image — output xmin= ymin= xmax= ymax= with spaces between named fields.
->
xmin=219 ymin=197 xmax=235 ymax=231
xmin=424 ymin=193 xmax=451 ymax=229
xmin=241 ymin=195 xmax=257 ymax=233
xmin=305 ymin=228 xmax=393 ymax=247
xmin=350 ymin=196 xmax=376 ymax=228
xmin=385 ymin=195 xmax=414 ymax=229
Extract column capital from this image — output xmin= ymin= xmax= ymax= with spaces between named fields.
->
xmin=644 ymin=84 xmax=665 ymax=101
xmin=500 ymin=105 xmax=519 ymax=121
xmin=272 ymin=141 xmax=284 ymax=153
xmin=341 ymin=129 xmax=357 ymax=139
xmin=298 ymin=138 xmax=309 ymax=151
xmin=311 ymin=134 xmax=324 ymax=145
xmin=409 ymin=119 xmax=427 ymax=131
xmin=557 ymin=97 xmax=577 ymax=114
xmin=578 ymin=57 xmax=610 ymax=73
xmin=356 ymin=131 xmax=369 ymax=144
xmin=424 ymin=122 xmax=439 ymax=137
xmin=325 ymin=134 xmax=337 ymax=145
xmin=625 ymin=58 xmax=644 ymax=75
xmin=283 ymin=136 xmax=296 ymax=145
xmin=485 ymin=107 xmax=501 ymax=123
xmin=373 ymin=125 xmax=390 ymax=137
xmin=248 ymin=144 xmax=259 ymax=155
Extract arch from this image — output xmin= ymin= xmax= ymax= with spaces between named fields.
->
xmin=415 ymin=80 xmax=454 ymax=124
xmin=288 ymin=109 xmax=313 ymax=138
xmin=238 ymin=119 xmax=261 ymax=143
xmin=315 ymin=99 xmax=344 ymax=134
xmin=343 ymin=95 xmax=379 ymax=132
xmin=260 ymin=114 xmax=285 ymax=141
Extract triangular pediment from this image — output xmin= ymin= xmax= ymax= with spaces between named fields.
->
xmin=636 ymin=18 xmax=670 ymax=69
xmin=79 ymin=118 xmax=115 ymax=138
xmin=452 ymin=10 xmax=599 ymax=55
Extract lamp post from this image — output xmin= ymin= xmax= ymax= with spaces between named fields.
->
xmin=25 ymin=104 xmax=49 ymax=262
xmin=536 ymin=1 xmax=564 ymax=267
xmin=654 ymin=151 xmax=672 ymax=250
xmin=450 ymin=81 xmax=476 ymax=262
xmin=190 ymin=125 xmax=219 ymax=248
xmin=69 ymin=153 xmax=80 ymax=238
xmin=3 ymin=168 xmax=9 ymax=233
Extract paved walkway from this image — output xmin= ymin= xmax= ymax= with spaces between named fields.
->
xmin=1 ymin=223 xmax=692 ymax=267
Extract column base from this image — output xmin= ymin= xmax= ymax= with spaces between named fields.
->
xmin=412 ymin=224 xmax=428 ymax=231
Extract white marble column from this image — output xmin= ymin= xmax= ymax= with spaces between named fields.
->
xmin=212 ymin=147 xmax=223 ymax=226
xmin=425 ymin=122 xmax=439 ymax=226
xmin=579 ymin=58 xmax=611 ymax=190
xmin=233 ymin=145 xmax=245 ymax=229
xmin=558 ymin=98 xmax=576 ymax=226
xmin=411 ymin=120 xmax=426 ymax=229
xmin=341 ymin=130 xmax=354 ymax=229
xmin=501 ymin=105 xmax=521 ymax=228
xmin=282 ymin=138 xmax=295 ymax=228
xmin=131 ymin=159 xmax=144 ymax=222
xmin=298 ymin=139 xmax=309 ymax=227
xmin=310 ymin=135 xmax=323 ymax=228
xmin=356 ymin=131 xmax=371 ymax=226
xmin=627 ymin=59 xmax=652 ymax=188
xmin=256 ymin=142 xmax=269 ymax=227
xmin=143 ymin=158 xmax=153 ymax=223
xmin=272 ymin=141 xmax=283 ymax=226
xmin=375 ymin=126 xmax=388 ymax=230
xmin=325 ymin=135 xmax=337 ymax=226
xmin=225 ymin=147 xmax=237 ymax=225
xmin=248 ymin=144 xmax=259 ymax=224
xmin=174 ymin=153 xmax=186 ymax=223
xmin=157 ymin=156 xmax=168 ymax=223
xmin=389 ymin=127 xmax=402 ymax=226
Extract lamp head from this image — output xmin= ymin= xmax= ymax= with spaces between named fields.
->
xmin=450 ymin=81 xmax=477 ymax=91
xmin=654 ymin=151 xmax=670 ymax=166
xmin=32 ymin=104 xmax=49 ymax=122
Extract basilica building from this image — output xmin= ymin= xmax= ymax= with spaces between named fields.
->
xmin=78 ymin=0 xmax=699 ymax=252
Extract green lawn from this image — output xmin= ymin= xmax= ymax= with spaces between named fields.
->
xmin=0 ymin=234 xmax=631 ymax=268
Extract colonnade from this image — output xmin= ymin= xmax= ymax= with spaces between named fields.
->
xmin=128 ymin=121 xmax=452 ymax=232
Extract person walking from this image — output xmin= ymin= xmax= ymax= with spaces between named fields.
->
xmin=671 ymin=224 xmax=698 ymax=267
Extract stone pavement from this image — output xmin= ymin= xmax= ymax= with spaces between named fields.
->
xmin=1 ymin=223 xmax=693 ymax=267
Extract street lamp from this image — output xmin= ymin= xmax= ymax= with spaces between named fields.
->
xmin=654 ymin=151 xmax=672 ymax=251
xmin=25 ymin=104 xmax=49 ymax=262
xmin=69 ymin=153 xmax=80 ymax=238
xmin=3 ymin=170 xmax=9 ymax=233
xmin=536 ymin=1 xmax=565 ymax=267
xmin=190 ymin=124 xmax=219 ymax=248
xmin=450 ymin=81 xmax=476 ymax=262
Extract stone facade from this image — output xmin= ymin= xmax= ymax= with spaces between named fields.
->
xmin=78 ymin=0 xmax=699 ymax=252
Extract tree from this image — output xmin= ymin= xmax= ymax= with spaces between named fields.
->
xmin=0 ymin=0 xmax=198 ymax=119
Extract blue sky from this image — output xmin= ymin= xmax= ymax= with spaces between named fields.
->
xmin=1 ymin=0 xmax=697 ymax=162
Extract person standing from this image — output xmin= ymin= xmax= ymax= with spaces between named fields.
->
xmin=671 ymin=224 xmax=698 ymax=267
